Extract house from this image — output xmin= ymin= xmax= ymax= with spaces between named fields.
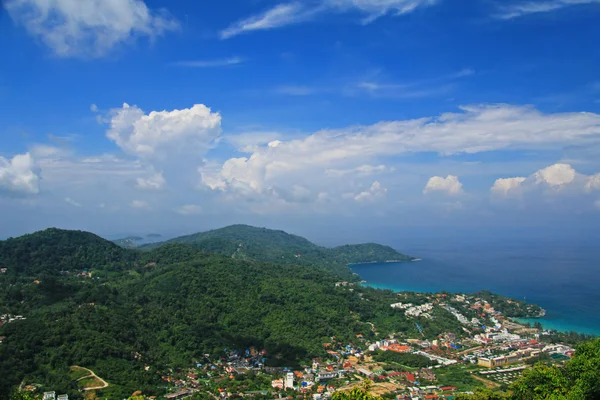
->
xmin=440 ymin=386 xmax=457 ymax=392
xmin=57 ymin=395 xmax=69 ymax=400
xmin=316 ymin=371 xmax=339 ymax=381
xmin=272 ymin=379 xmax=284 ymax=389
xmin=43 ymin=393 xmax=55 ymax=400
xmin=357 ymin=368 xmax=374 ymax=378
xmin=399 ymin=372 xmax=416 ymax=383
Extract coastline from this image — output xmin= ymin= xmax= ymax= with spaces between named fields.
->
xmin=351 ymin=262 xmax=599 ymax=337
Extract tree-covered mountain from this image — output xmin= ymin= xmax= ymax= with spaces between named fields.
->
xmin=0 ymin=228 xmax=417 ymax=399
xmin=139 ymin=224 xmax=413 ymax=275
xmin=0 ymin=228 xmax=136 ymax=276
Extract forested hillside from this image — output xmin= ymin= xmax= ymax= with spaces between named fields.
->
xmin=0 ymin=227 xmax=417 ymax=399
xmin=0 ymin=228 xmax=136 ymax=276
xmin=3 ymin=227 xmax=592 ymax=400
xmin=140 ymin=225 xmax=413 ymax=276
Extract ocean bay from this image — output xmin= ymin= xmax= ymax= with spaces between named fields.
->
xmin=349 ymin=233 xmax=600 ymax=336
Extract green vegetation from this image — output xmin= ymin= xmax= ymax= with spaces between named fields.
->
xmin=0 ymin=228 xmax=136 ymax=276
xmin=473 ymin=291 xmax=544 ymax=318
xmin=457 ymin=338 xmax=600 ymax=399
xmin=1 ymin=226 xmax=598 ymax=400
xmin=68 ymin=366 xmax=91 ymax=381
xmin=372 ymin=350 xmax=435 ymax=368
xmin=0 ymin=227 xmax=415 ymax=399
xmin=140 ymin=224 xmax=413 ymax=277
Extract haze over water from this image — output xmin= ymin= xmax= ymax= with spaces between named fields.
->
xmin=349 ymin=229 xmax=600 ymax=336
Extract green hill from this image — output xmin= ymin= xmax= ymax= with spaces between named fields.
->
xmin=0 ymin=228 xmax=136 ymax=276
xmin=141 ymin=224 xmax=413 ymax=275
xmin=0 ymin=228 xmax=418 ymax=399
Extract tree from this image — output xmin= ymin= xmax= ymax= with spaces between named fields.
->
xmin=10 ymin=391 xmax=40 ymax=400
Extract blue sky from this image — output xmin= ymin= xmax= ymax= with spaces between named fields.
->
xmin=1 ymin=0 xmax=600 ymax=240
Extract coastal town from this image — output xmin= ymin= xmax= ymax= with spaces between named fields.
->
xmin=25 ymin=290 xmax=577 ymax=400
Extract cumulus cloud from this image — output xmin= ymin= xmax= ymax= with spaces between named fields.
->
xmin=135 ymin=172 xmax=166 ymax=191
xmin=4 ymin=0 xmax=178 ymax=57
xmin=496 ymin=0 xmax=600 ymax=20
xmin=176 ymin=204 xmax=202 ymax=215
xmin=424 ymin=175 xmax=463 ymax=195
xmin=491 ymin=163 xmax=600 ymax=212
xmin=0 ymin=153 xmax=40 ymax=195
xmin=106 ymin=103 xmax=222 ymax=160
xmin=534 ymin=163 xmax=576 ymax=187
xmin=490 ymin=177 xmax=527 ymax=197
xmin=354 ymin=181 xmax=388 ymax=202
xmin=130 ymin=200 xmax=150 ymax=209
xmin=585 ymin=174 xmax=600 ymax=192
xmin=220 ymin=0 xmax=437 ymax=38
xmin=200 ymin=104 xmax=600 ymax=205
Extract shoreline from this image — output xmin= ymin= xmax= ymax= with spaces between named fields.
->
xmin=351 ymin=262 xmax=599 ymax=337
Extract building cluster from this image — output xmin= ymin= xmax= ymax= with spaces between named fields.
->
xmin=391 ymin=302 xmax=434 ymax=318
xmin=0 ymin=314 xmax=25 ymax=328
xmin=441 ymin=305 xmax=469 ymax=325
xmin=42 ymin=392 xmax=68 ymax=400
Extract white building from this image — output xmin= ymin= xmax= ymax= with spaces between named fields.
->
xmin=285 ymin=372 xmax=295 ymax=389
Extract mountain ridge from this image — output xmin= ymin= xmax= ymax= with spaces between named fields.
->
xmin=139 ymin=224 xmax=414 ymax=269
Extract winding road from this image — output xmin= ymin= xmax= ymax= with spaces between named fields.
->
xmin=72 ymin=366 xmax=109 ymax=391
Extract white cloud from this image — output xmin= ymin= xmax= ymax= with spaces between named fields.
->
xmin=326 ymin=0 xmax=438 ymax=23
xmin=595 ymin=199 xmax=600 ymax=210
xmin=220 ymin=3 xmax=316 ymax=39
xmin=226 ymin=131 xmax=282 ymax=152
xmin=135 ymin=172 xmax=166 ymax=191
xmin=106 ymin=103 xmax=222 ymax=161
xmin=490 ymin=163 xmax=600 ymax=205
xmin=496 ymin=0 xmax=600 ymax=19
xmin=220 ymin=0 xmax=437 ymax=38
xmin=170 ymin=57 xmax=245 ymax=68
xmin=491 ymin=177 xmax=527 ymax=197
xmin=200 ymin=104 xmax=600 ymax=203
xmin=0 ymin=153 xmax=40 ymax=195
xmin=585 ymin=174 xmax=600 ymax=192
xmin=534 ymin=163 xmax=576 ymax=187
xmin=90 ymin=104 xmax=99 ymax=113
xmin=130 ymin=200 xmax=151 ymax=209
xmin=354 ymin=181 xmax=388 ymax=202
xmin=424 ymin=175 xmax=463 ymax=195
xmin=326 ymin=165 xmax=390 ymax=177
xmin=64 ymin=197 xmax=82 ymax=208
xmin=176 ymin=204 xmax=202 ymax=215
xmin=4 ymin=0 xmax=178 ymax=57
xmin=30 ymin=144 xmax=69 ymax=159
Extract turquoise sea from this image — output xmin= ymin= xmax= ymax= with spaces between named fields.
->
xmin=349 ymin=231 xmax=600 ymax=336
